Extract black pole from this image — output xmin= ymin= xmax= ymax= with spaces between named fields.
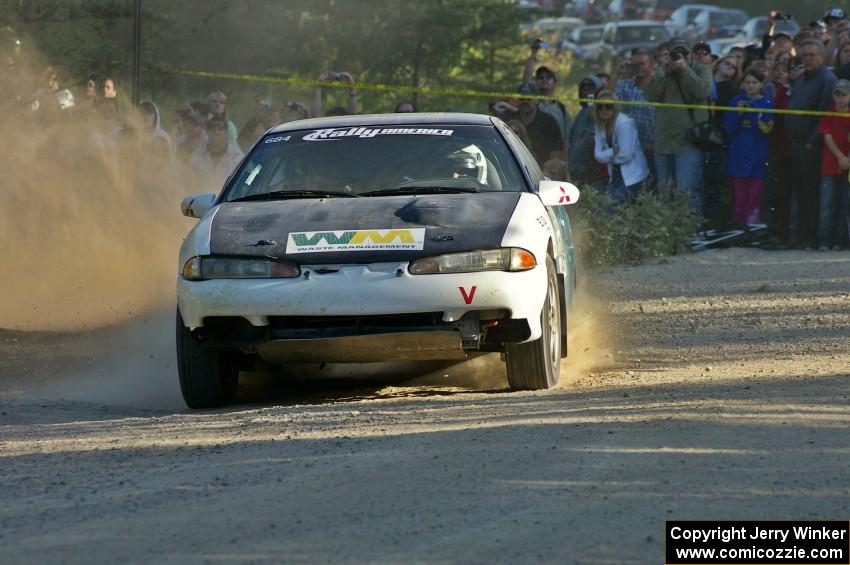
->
xmin=132 ymin=0 xmax=141 ymax=106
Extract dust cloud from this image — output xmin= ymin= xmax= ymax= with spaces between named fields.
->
xmin=0 ymin=104 xmax=204 ymax=331
xmin=0 ymin=63 xmax=614 ymax=408
xmin=0 ymin=61 xmax=207 ymax=408
xmin=559 ymin=289 xmax=616 ymax=386
xmin=37 ymin=309 xmax=184 ymax=410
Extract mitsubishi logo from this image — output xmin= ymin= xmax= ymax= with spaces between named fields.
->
xmin=559 ymin=186 xmax=570 ymax=204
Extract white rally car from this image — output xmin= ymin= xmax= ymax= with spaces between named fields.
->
xmin=177 ymin=113 xmax=579 ymax=408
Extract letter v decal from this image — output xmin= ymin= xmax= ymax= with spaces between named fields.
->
xmin=458 ymin=286 xmax=477 ymax=305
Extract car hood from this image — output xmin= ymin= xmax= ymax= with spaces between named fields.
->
xmin=209 ymin=192 xmax=523 ymax=264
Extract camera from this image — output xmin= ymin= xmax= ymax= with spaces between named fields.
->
xmin=532 ymin=38 xmax=550 ymax=50
xmin=670 ymin=51 xmax=683 ymax=62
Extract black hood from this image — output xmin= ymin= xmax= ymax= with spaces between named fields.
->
xmin=209 ymin=192 xmax=522 ymax=264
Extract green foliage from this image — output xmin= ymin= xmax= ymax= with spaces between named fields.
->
xmin=569 ymin=186 xmax=699 ymax=267
xmin=2 ymin=0 xmax=541 ymax=120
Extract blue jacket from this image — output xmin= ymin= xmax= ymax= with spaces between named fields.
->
xmin=724 ymin=95 xmax=774 ymax=178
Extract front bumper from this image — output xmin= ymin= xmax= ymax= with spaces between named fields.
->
xmin=177 ymin=261 xmax=547 ymax=341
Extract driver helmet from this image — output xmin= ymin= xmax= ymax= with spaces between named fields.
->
xmin=449 ymin=157 xmax=479 ymax=179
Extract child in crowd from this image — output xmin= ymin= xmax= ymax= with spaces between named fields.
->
xmin=723 ymin=68 xmax=774 ymax=226
xmin=815 ymin=79 xmax=850 ymax=250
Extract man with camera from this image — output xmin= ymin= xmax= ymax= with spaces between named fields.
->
xmin=823 ymin=7 xmax=847 ymax=66
xmin=644 ymin=38 xmax=713 ymax=217
xmin=311 ymin=70 xmax=358 ymax=118
xmin=522 ymin=40 xmax=572 ymax=161
xmin=761 ymin=11 xmax=796 ymax=56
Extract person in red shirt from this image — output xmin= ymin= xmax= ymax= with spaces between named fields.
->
xmin=816 ymin=79 xmax=850 ymax=250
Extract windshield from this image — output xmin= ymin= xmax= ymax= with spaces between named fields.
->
xmin=616 ymin=25 xmax=670 ymax=44
xmin=222 ymin=124 xmax=527 ymax=201
xmin=684 ymin=8 xmax=705 ymax=24
xmin=578 ymin=28 xmax=604 ymax=44
xmin=542 ymin=23 xmax=579 ymax=36
xmin=712 ymin=11 xmax=747 ymax=26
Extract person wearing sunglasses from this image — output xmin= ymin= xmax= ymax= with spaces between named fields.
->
xmin=590 ymin=92 xmax=649 ymax=204
xmin=190 ymin=116 xmax=244 ymax=186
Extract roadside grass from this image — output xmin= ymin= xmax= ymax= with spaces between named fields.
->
xmin=569 ymin=186 xmax=699 ymax=266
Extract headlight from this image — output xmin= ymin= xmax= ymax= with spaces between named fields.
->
xmin=409 ymin=248 xmax=536 ymax=275
xmin=181 ymin=256 xmax=300 ymax=280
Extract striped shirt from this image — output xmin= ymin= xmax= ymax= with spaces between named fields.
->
xmin=615 ymin=79 xmax=655 ymax=151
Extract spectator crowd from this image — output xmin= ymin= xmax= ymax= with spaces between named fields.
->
xmin=505 ymin=6 xmax=850 ymax=250
xmin=4 ymin=7 xmax=850 ymax=251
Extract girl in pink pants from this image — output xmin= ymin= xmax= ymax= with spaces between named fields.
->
xmin=723 ymin=69 xmax=774 ymax=226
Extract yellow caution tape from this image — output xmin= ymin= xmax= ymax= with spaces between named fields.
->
xmin=173 ymin=69 xmax=850 ymax=119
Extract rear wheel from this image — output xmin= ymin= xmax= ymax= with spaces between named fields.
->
xmin=505 ymin=257 xmax=561 ymax=390
xmin=176 ymin=309 xmax=239 ymax=409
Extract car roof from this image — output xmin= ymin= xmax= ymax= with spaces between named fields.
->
xmin=269 ymin=113 xmax=495 ymax=134
xmin=536 ymin=16 xmax=584 ymax=24
xmin=697 ymin=6 xmax=746 ymax=14
xmin=613 ymin=19 xmax=667 ymax=27
xmin=747 ymin=15 xmax=794 ymax=24
xmin=673 ymin=4 xmax=715 ymax=11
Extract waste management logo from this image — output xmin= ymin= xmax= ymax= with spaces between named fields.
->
xmin=286 ymin=228 xmax=426 ymax=254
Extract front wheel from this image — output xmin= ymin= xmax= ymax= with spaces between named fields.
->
xmin=504 ymin=257 xmax=561 ymax=390
xmin=176 ymin=309 xmax=239 ymax=409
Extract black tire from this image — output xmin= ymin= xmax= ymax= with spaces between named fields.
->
xmin=505 ymin=257 xmax=561 ymax=390
xmin=176 ymin=309 xmax=239 ymax=409
xmin=557 ymin=273 xmax=568 ymax=359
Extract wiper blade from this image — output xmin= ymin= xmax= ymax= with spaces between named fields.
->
xmin=361 ymin=186 xmax=480 ymax=197
xmin=230 ymin=189 xmax=360 ymax=202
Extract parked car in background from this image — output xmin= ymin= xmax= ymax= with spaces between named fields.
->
xmin=560 ymin=24 xmax=606 ymax=63
xmin=606 ymin=0 xmax=651 ymax=21
xmin=666 ymin=3 xmax=715 ymax=38
xmin=526 ymin=16 xmax=587 ymax=44
xmin=693 ymin=8 xmax=748 ymax=40
xmin=517 ymin=0 xmax=543 ymax=10
xmin=645 ymin=0 xmax=688 ymax=22
xmin=598 ymin=19 xmax=671 ymax=72
xmin=739 ymin=16 xmax=800 ymax=44
xmin=563 ymin=0 xmax=606 ymax=24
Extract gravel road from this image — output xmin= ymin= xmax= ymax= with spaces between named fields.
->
xmin=2 ymin=248 xmax=849 ymax=564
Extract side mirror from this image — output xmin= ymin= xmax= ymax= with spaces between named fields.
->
xmin=538 ymin=180 xmax=580 ymax=206
xmin=180 ymin=193 xmax=217 ymax=219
